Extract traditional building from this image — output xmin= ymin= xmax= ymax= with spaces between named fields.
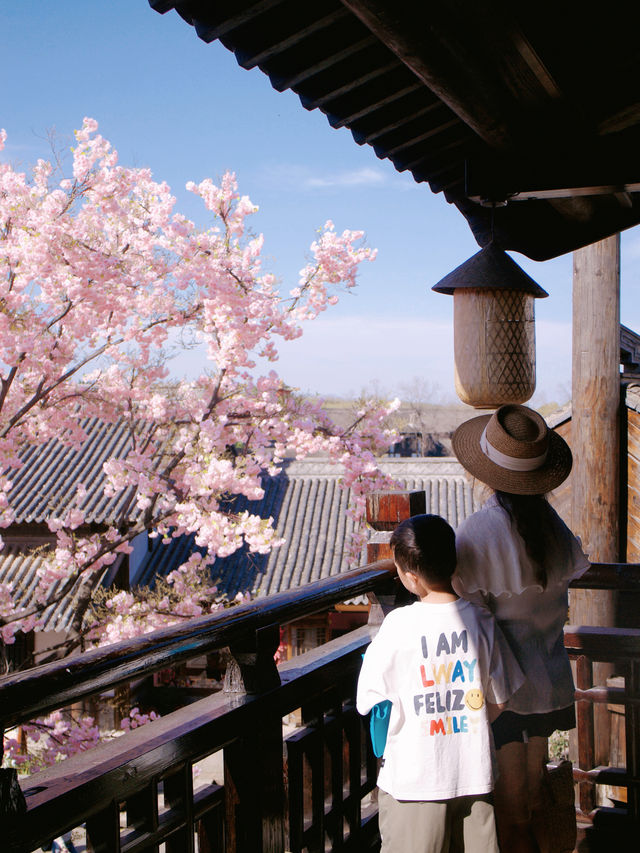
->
xmin=0 ymin=417 xmax=476 ymax=669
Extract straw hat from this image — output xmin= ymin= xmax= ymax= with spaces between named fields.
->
xmin=452 ymin=404 xmax=572 ymax=495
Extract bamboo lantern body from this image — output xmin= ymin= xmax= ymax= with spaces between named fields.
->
xmin=432 ymin=244 xmax=548 ymax=409
xmin=453 ymin=288 xmax=536 ymax=407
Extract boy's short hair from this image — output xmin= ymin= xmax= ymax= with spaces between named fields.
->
xmin=390 ymin=514 xmax=456 ymax=584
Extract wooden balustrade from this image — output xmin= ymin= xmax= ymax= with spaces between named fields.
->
xmin=0 ymin=562 xmax=400 ymax=853
xmin=0 ymin=545 xmax=639 ymax=850
xmin=564 ymin=624 xmax=640 ymax=848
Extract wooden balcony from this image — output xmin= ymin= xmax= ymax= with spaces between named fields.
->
xmin=0 ymin=560 xmax=639 ymax=852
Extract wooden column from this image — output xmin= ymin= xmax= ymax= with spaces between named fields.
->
xmin=570 ymin=233 xmax=620 ymax=768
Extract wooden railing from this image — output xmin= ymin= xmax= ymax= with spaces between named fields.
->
xmin=564 ymin=562 xmax=640 ymax=848
xmin=0 ymin=557 xmax=638 ymax=852
xmin=0 ymin=560 xmax=398 ymax=853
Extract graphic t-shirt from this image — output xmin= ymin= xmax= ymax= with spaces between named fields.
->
xmin=356 ymin=599 xmax=523 ymax=801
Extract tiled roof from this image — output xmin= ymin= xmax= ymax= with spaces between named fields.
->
xmin=2 ymin=421 xmax=473 ymax=627
xmin=546 ymin=381 xmax=640 ymax=423
xmin=627 ymin=384 xmax=640 ymax=414
xmin=2 ymin=418 xmax=144 ymax=632
xmin=137 ymin=457 xmax=475 ymax=599
xmin=621 ymin=326 xmax=640 ymax=378
xmin=0 ymin=540 xmax=119 ymax=632
xmin=7 ymin=418 xmax=142 ymax=526
xmin=545 ymin=403 xmax=572 ymax=430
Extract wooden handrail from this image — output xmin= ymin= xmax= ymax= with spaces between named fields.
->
xmin=570 ymin=562 xmax=640 ymax=590
xmin=0 ymin=561 xmax=637 ymax=732
xmin=564 ymin=625 xmax=640 ymax=660
xmin=8 ymin=625 xmax=380 ymax=853
xmin=0 ymin=559 xmax=396 ymax=731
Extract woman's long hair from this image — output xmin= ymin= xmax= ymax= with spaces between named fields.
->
xmin=494 ymin=491 xmax=556 ymax=589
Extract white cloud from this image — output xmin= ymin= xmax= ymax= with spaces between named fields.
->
xmin=303 ymin=167 xmax=387 ymax=189
xmin=257 ymin=163 xmax=410 ymax=192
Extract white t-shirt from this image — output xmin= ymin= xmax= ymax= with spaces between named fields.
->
xmin=356 ymin=598 xmax=524 ymax=801
xmin=453 ymin=495 xmax=590 ymax=714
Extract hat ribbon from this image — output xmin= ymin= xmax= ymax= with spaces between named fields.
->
xmin=480 ymin=425 xmax=548 ymax=472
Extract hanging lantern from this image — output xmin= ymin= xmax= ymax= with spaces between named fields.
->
xmin=432 ymin=244 xmax=548 ymax=408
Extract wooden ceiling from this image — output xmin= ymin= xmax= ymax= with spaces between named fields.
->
xmin=150 ymin=0 xmax=640 ymax=260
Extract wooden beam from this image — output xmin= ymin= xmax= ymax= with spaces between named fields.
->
xmin=465 ymin=153 xmax=640 ymax=204
xmin=340 ymin=0 xmax=569 ymax=157
xmin=471 ymin=183 xmax=640 ymax=203
xmin=339 ymin=0 xmax=514 ymax=150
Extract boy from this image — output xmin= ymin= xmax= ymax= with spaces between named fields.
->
xmin=357 ymin=514 xmax=523 ymax=853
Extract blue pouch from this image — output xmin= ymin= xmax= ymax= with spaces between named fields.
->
xmin=369 ymin=699 xmax=392 ymax=757
xmin=361 ymin=653 xmax=392 ymax=757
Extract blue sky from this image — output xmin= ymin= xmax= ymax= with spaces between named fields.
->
xmin=2 ymin=1 xmax=639 ymax=406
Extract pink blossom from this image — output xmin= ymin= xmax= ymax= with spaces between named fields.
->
xmin=0 ymin=118 xmax=396 ymax=663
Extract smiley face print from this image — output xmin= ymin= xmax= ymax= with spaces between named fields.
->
xmin=465 ymin=688 xmax=484 ymax=711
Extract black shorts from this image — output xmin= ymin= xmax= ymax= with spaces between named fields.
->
xmin=491 ymin=705 xmax=576 ymax=751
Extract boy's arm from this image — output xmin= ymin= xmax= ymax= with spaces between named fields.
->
xmin=356 ymin=626 xmax=394 ymax=715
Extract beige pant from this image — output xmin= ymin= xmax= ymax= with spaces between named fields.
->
xmin=378 ymin=788 xmax=499 ymax=853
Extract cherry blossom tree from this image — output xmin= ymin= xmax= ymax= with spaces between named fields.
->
xmin=0 ymin=117 xmax=398 ymax=664
xmin=4 ymin=707 xmax=159 ymax=773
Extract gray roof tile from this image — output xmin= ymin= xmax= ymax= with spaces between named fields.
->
xmin=7 ymin=418 xmax=143 ymax=526
xmin=0 ymin=541 xmax=115 ymax=632
xmin=137 ymin=457 xmax=474 ymax=600
xmin=2 ymin=428 xmax=475 ymax=623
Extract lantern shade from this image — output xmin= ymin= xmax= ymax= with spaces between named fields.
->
xmin=432 ymin=243 xmax=548 ymax=298
xmin=432 ymin=244 xmax=547 ymax=408
xmin=453 ymin=289 xmax=536 ymax=407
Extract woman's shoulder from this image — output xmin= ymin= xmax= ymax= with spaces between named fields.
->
xmin=454 ymin=498 xmax=529 ymax=596
xmin=457 ymin=496 xmax=511 ymax=539
xmin=544 ymin=504 xmax=591 ymax=581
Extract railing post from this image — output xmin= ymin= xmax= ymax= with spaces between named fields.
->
xmin=576 ymin=655 xmax=596 ymax=815
xmin=366 ymin=491 xmax=425 ymax=622
xmin=625 ymin=660 xmax=640 ymax=819
xmin=223 ymin=624 xmax=281 ymax=695
xmin=223 ymin=624 xmax=285 ymax=853
xmin=86 ymin=800 xmax=121 ymax=853
xmin=365 ymin=490 xmax=426 ymax=563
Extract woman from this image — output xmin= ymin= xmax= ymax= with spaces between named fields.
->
xmin=451 ymin=404 xmax=589 ymax=853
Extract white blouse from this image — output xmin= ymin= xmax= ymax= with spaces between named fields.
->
xmin=453 ymin=495 xmax=590 ymax=715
